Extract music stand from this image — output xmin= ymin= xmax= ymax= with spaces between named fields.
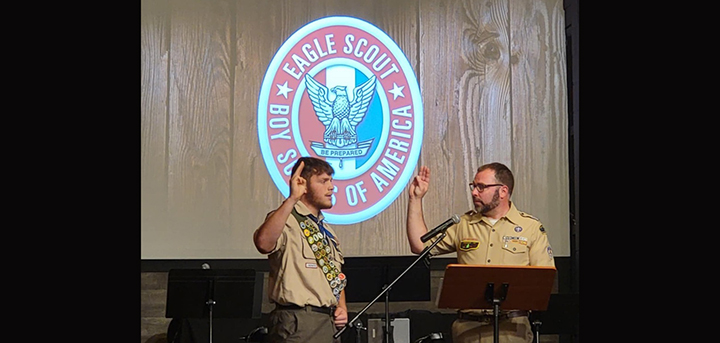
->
xmin=437 ymin=264 xmax=556 ymax=343
xmin=342 ymin=256 xmax=431 ymax=302
xmin=165 ymin=269 xmax=263 ymax=343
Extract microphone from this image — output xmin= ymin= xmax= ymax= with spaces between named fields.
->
xmin=420 ymin=214 xmax=460 ymax=243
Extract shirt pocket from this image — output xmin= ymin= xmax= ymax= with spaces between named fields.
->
xmin=301 ymin=236 xmax=316 ymax=260
xmin=502 ymin=241 xmax=529 ymax=264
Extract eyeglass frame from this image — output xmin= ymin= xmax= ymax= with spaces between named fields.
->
xmin=468 ymin=182 xmax=504 ymax=192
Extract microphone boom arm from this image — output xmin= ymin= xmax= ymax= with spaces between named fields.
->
xmin=333 ymin=230 xmax=449 ymax=339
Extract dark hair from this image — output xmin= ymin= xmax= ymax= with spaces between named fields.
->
xmin=289 ymin=157 xmax=334 ymax=186
xmin=477 ymin=162 xmax=514 ymax=196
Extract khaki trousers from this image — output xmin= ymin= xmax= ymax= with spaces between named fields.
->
xmin=452 ymin=316 xmax=534 ymax=343
xmin=267 ymin=307 xmax=336 ymax=343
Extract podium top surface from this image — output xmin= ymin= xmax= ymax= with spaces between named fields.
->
xmin=437 ymin=264 xmax=556 ymax=311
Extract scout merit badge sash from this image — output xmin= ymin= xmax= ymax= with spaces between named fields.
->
xmin=291 ymin=208 xmax=347 ymax=300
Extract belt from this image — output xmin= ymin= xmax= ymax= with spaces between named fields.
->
xmin=457 ymin=310 xmax=529 ymax=322
xmin=275 ymin=304 xmax=334 ymax=316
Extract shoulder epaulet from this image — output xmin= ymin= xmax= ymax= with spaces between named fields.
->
xmin=519 ymin=212 xmax=540 ymax=221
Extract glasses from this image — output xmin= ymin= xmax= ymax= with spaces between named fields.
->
xmin=468 ymin=183 xmax=504 ymax=192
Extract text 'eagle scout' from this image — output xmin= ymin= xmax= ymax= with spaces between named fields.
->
xmin=257 ymin=16 xmax=424 ymax=225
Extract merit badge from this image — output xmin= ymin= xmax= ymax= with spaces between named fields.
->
xmin=338 ymin=273 xmax=346 ymax=281
xmin=303 ymin=229 xmax=311 ymax=237
xmin=257 ymin=16 xmax=424 ymax=225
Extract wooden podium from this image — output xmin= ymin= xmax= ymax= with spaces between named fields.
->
xmin=437 ymin=264 xmax=556 ymax=343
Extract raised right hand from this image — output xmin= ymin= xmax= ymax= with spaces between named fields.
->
xmin=409 ymin=166 xmax=430 ymax=200
xmin=289 ymin=161 xmax=307 ymax=201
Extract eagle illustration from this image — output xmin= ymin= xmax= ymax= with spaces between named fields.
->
xmin=304 ymin=74 xmax=377 ymax=148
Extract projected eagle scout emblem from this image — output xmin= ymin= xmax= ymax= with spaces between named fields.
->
xmin=258 ymin=16 xmax=424 ymax=225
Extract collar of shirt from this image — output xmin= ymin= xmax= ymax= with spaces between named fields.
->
xmin=466 ymin=201 xmax=523 ymax=226
xmin=293 ymin=201 xmax=334 ymax=240
xmin=293 ymin=200 xmax=323 ymax=220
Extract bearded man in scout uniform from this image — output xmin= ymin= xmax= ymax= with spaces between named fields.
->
xmin=254 ymin=157 xmax=348 ymax=343
xmin=406 ymin=162 xmax=555 ymax=343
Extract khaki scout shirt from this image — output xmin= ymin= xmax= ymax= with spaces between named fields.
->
xmin=427 ymin=202 xmax=555 ymax=267
xmin=266 ymin=201 xmax=345 ymax=308
xmin=427 ymin=202 xmax=555 ymax=315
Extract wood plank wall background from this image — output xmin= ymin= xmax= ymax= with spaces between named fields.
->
xmin=141 ymin=0 xmax=569 ymax=259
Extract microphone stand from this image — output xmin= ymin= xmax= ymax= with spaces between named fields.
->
xmin=383 ymin=283 xmax=392 ymax=343
xmin=205 ymin=278 xmax=216 ymax=343
xmin=334 ymin=231 xmax=448 ymax=341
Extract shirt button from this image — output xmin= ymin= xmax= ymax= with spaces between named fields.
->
xmin=487 ymin=259 xmax=491 ymax=263
xmin=490 ymin=243 xmax=493 ymax=247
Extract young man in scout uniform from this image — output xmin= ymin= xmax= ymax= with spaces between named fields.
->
xmin=254 ymin=157 xmax=348 ymax=343
xmin=406 ymin=162 xmax=555 ymax=343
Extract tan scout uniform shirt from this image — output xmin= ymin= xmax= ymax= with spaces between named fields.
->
xmin=266 ymin=201 xmax=345 ymax=308
xmin=428 ymin=202 xmax=554 ymax=317
xmin=427 ymin=202 xmax=555 ymax=267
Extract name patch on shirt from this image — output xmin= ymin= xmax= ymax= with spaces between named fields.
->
xmin=502 ymin=236 xmax=528 ymax=246
xmin=305 ymin=262 xmax=318 ymax=269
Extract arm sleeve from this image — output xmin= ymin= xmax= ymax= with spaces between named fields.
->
xmin=528 ymin=223 xmax=555 ymax=267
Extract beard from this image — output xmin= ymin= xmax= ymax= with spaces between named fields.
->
xmin=307 ymin=187 xmax=333 ymax=210
xmin=475 ymin=188 xmax=501 ymax=214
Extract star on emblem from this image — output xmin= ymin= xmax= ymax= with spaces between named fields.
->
xmin=387 ymin=82 xmax=405 ymax=100
xmin=276 ymin=81 xmax=293 ymax=99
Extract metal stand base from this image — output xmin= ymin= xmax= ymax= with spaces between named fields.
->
xmin=484 ymin=283 xmax=509 ymax=343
